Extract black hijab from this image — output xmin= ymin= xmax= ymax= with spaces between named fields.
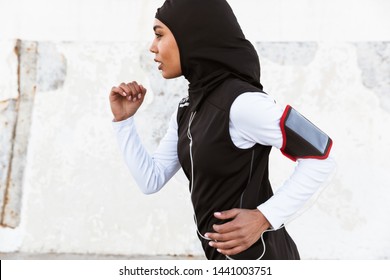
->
xmin=155 ymin=0 xmax=263 ymax=92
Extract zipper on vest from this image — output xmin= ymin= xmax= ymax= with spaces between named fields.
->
xmin=187 ymin=111 xmax=212 ymax=241
xmin=186 ymin=111 xmax=196 ymax=193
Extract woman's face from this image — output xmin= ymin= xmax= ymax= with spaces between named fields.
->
xmin=149 ymin=19 xmax=182 ymax=79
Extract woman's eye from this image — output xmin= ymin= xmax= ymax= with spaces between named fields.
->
xmin=155 ymin=33 xmax=162 ymax=38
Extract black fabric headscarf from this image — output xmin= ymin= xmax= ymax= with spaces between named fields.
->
xmin=155 ymin=0 xmax=263 ymax=94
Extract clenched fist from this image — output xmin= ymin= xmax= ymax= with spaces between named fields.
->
xmin=109 ymin=81 xmax=147 ymax=122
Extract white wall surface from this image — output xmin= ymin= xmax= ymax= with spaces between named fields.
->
xmin=1 ymin=0 xmax=390 ymax=259
xmin=1 ymin=0 xmax=390 ymax=42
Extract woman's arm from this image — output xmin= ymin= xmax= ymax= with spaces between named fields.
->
xmin=230 ymin=92 xmax=336 ymax=229
xmin=206 ymin=91 xmax=336 ymax=256
xmin=109 ymin=81 xmax=181 ymax=194
xmin=112 ymin=109 xmax=181 ymax=194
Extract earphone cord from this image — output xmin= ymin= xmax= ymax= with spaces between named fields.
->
xmin=187 ymin=111 xmax=213 ymax=241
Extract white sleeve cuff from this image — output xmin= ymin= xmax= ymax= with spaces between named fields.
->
xmin=111 ymin=116 xmax=135 ymax=131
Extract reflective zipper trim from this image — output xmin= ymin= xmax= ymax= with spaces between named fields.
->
xmin=186 ymin=111 xmax=196 ymax=193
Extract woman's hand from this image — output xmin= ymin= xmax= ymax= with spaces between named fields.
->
xmin=109 ymin=81 xmax=147 ymax=122
xmin=205 ymin=208 xmax=271 ymax=256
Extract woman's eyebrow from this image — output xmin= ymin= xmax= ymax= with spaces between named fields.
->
xmin=153 ymin=25 xmax=163 ymax=31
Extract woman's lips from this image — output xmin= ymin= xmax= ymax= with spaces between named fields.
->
xmin=154 ymin=59 xmax=162 ymax=70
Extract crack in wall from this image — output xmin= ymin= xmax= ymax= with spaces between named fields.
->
xmin=0 ymin=40 xmax=21 ymax=227
xmin=0 ymin=40 xmax=37 ymax=228
xmin=0 ymin=98 xmax=18 ymax=223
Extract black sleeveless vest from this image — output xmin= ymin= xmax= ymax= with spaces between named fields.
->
xmin=177 ymin=77 xmax=300 ymax=260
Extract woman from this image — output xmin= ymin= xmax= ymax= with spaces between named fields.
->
xmin=109 ymin=0 xmax=335 ymax=260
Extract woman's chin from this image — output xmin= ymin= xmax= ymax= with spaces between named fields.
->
xmin=161 ymin=71 xmax=182 ymax=79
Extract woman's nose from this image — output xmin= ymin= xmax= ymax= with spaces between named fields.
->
xmin=149 ymin=41 xmax=157 ymax=53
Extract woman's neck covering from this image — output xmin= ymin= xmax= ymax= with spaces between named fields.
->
xmin=155 ymin=0 xmax=263 ymax=92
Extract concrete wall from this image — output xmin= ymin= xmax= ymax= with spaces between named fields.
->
xmin=1 ymin=0 xmax=390 ymax=41
xmin=1 ymin=0 xmax=389 ymax=259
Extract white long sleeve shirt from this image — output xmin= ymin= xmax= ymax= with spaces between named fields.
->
xmin=112 ymin=92 xmax=336 ymax=229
